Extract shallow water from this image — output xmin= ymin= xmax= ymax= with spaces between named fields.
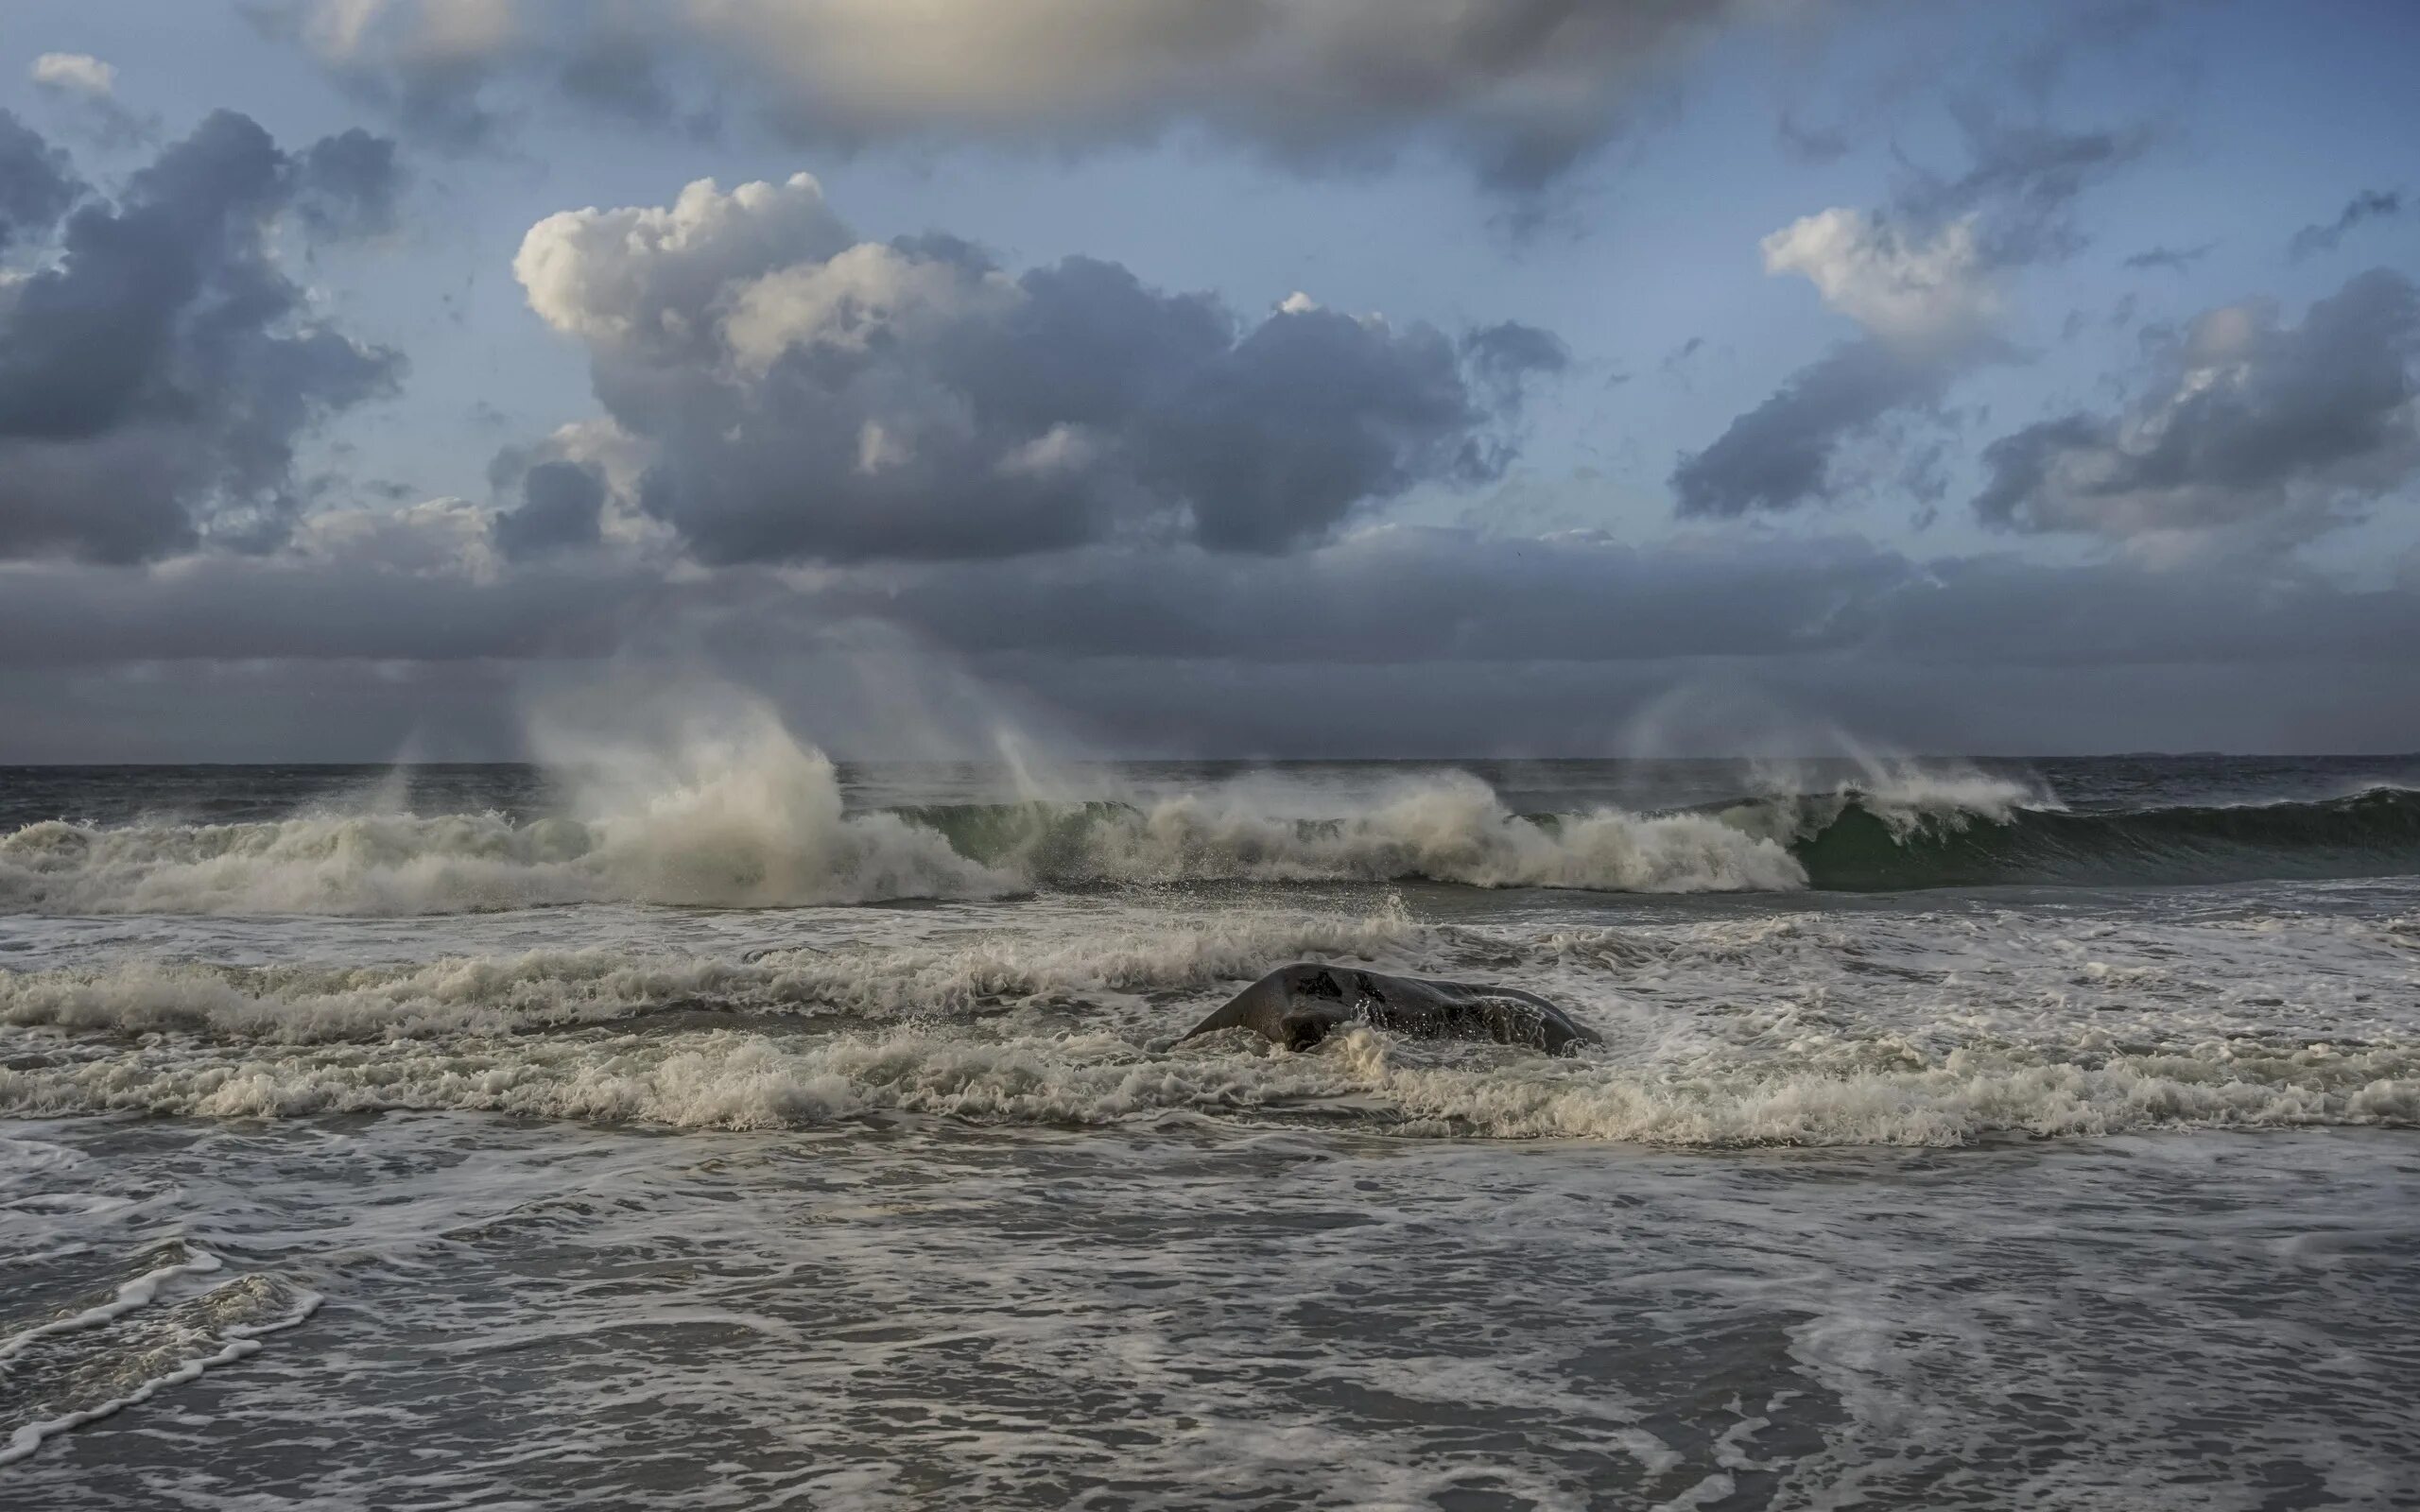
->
xmin=4 ymin=1119 xmax=2414 ymax=1509
xmin=4 ymin=753 xmax=2418 ymax=1506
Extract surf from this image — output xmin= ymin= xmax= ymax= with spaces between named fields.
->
xmin=6 ymin=724 xmax=2420 ymax=914
xmin=1771 ymin=784 xmax=2420 ymax=891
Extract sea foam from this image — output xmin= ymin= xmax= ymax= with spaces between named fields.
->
xmin=0 ymin=763 xmax=1817 ymax=916
xmin=6 ymin=902 xmax=2416 ymax=1146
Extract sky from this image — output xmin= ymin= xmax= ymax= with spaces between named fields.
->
xmin=0 ymin=0 xmax=2415 ymax=761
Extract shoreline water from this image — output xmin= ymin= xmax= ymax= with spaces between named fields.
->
xmin=3 ymin=1114 xmax=2414 ymax=1509
xmin=5 ymin=755 xmax=2418 ymax=1504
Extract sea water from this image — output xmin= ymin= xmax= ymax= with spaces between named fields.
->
xmin=4 ymin=741 xmax=2417 ymax=1507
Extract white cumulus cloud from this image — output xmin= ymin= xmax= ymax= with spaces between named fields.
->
xmin=1761 ymin=208 xmax=1997 ymax=352
xmin=509 ymin=172 xmax=1563 ymax=560
xmin=29 ymin=52 xmax=117 ymax=97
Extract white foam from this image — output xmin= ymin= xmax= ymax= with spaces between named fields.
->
xmin=0 ymin=1248 xmax=223 ymax=1366
xmin=0 ymin=900 xmax=1426 ymax=1043
xmin=5 ymin=1011 xmax=2411 ymax=1146
xmin=7 ymin=874 xmax=2418 ymax=1146
xmin=0 ymin=705 xmax=1009 ymax=916
xmin=1056 ymin=771 xmax=1807 ymax=892
xmin=2 ymin=730 xmax=1839 ymax=916
xmin=1334 ymin=1029 xmax=2420 ymax=1145
xmin=1711 ymin=760 xmax=2052 ymax=849
xmin=0 ymin=1273 xmax=320 ymax=1468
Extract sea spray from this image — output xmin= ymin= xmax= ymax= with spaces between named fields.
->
xmin=0 ymin=703 xmax=1013 ymax=914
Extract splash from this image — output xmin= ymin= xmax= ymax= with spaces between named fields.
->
xmin=0 ymin=763 xmax=1812 ymax=915
xmin=13 ymin=721 xmax=2404 ymax=915
xmin=1039 ymin=771 xmax=1807 ymax=891
xmin=0 ymin=700 xmax=1010 ymax=915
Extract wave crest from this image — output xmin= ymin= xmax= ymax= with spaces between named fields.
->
xmin=1 ymin=712 xmax=1010 ymax=914
xmin=8 ymin=896 xmax=2418 ymax=1144
xmin=9 ymin=730 xmax=2418 ymax=915
xmin=1013 ymin=772 xmax=1806 ymax=891
xmin=6 ymin=1019 xmax=2411 ymax=1146
xmin=0 ymin=902 xmax=1429 ymax=1042
xmin=1 ymin=765 xmax=1812 ymax=916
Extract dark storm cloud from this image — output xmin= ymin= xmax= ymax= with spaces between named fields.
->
xmin=516 ymin=175 xmax=1560 ymax=562
xmin=1670 ymin=341 xmax=1944 ymax=518
xmin=0 ymin=108 xmax=78 ymax=249
xmin=266 ymin=0 xmax=1770 ymax=190
xmin=11 ymin=506 xmax=2420 ymax=756
xmin=890 ymin=536 xmax=2420 ymax=674
xmin=0 ymin=112 xmax=405 ymax=562
xmin=806 ymin=533 xmax=1922 ymax=666
xmin=1976 ymin=267 xmax=2420 ymax=541
xmin=492 ymin=459 xmax=606 ymax=558
xmin=7 ymin=523 xmax=2419 ymax=686
xmin=2121 ymin=242 xmax=2213 ymax=274
xmin=2288 ymin=189 xmax=2404 ymax=262
xmin=0 ymin=552 xmax=647 ymax=667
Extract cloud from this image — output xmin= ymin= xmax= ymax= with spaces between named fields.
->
xmin=0 ymin=109 xmax=79 ymax=250
xmin=9 ymin=517 xmax=2420 ymax=757
xmin=27 ymin=51 xmax=153 ymax=148
xmin=291 ymin=492 xmax=498 ymax=577
xmin=2121 ymin=242 xmax=2213 ymax=274
xmin=21 ymin=507 xmax=2415 ymax=677
xmin=1776 ymin=109 xmax=1851 ymax=165
xmin=0 ymin=111 xmax=406 ymax=562
xmin=266 ymin=0 xmax=1774 ymax=188
xmin=1671 ymin=112 xmax=2150 ymax=521
xmin=1975 ymin=267 xmax=2420 ymax=545
xmin=2288 ymin=189 xmax=2405 ymax=261
xmin=1462 ymin=320 xmax=1571 ymax=402
xmin=29 ymin=53 xmax=117 ymax=97
xmin=1891 ymin=112 xmax=2154 ymax=265
xmin=514 ymin=172 xmax=1560 ymax=561
xmin=1671 ymin=213 xmax=1996 ymax=518
xmin=1760 ymin=209 xmax=1997 ymax=353
xmin=292 ymin=127 xmax=406 ymax=236
xmin=1671 ymin=339 xmax=1946 ymax=518
xmin=493 ymin=459 xmax=605 ymax=558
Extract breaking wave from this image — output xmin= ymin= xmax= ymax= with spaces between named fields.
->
xmin=904 ymin=772 xmax=1809 ymax=892
xmin=6 ymin=1022 xmax=2411 ymax=1145
xmin=4 ymin=723 xmax=2417 ymax=916
xmin=1773 ymin=783 xmax=2420 ymax=891
xmin=4 ymin=970 xmax=2412 ymax=1146
xmin=5 ymin=902 xmax=2416 ymax=1146
xmin=0 ymin=766 xmax=1808 ymax=915
xmin=0 ymin=712 xmax=1012 ymax=915
xmin=0 ymin=902 xmax=1431 ymax=1042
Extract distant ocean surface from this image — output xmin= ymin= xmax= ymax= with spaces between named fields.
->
xmin=5 ymin=747 xmax=2419 ymax=1508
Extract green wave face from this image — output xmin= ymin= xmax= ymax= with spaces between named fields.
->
xmin=1785 ymin=787 xmax=2420 ymax=891
xmin=885 ymin=786 xmax=2420 ymax=894
xmin=886 ymin=799 xmax=1145 ymax=871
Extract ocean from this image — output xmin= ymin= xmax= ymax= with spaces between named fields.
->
xmin=4 ymin=740 xmax=2418 ymax=1509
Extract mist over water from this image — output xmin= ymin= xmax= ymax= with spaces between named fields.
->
xmin=5 ymin=713 xmax=2418 ymax=1505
